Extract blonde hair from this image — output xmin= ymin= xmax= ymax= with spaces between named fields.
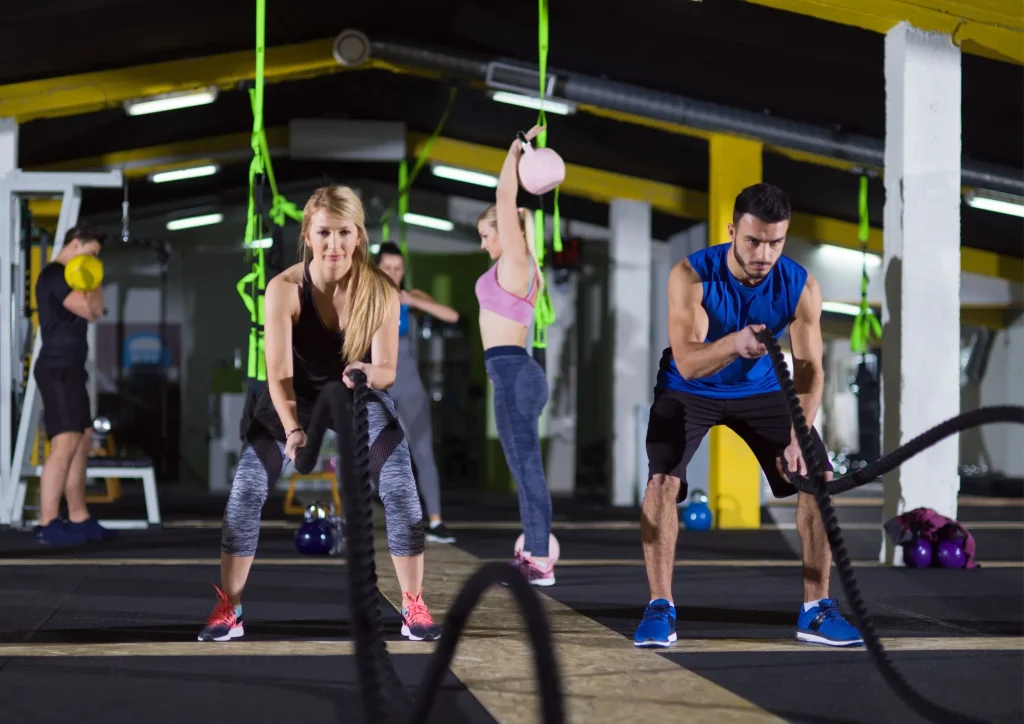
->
xmin=297 ymin=185 xmax=396 ymax=363
xmin=477 ymin=205 xmax=545 ymax=296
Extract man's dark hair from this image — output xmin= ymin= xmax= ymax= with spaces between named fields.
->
xmin=375 ymin=241 xmax=403 ymax=260
xmin=64 ymin=222 xmax=108 ymax=248
xmin=733 ymin=183 xmax=791 ymax=226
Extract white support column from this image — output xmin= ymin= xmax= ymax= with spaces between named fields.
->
xmin=610 ymin=199 xmax=652 ymax=507
xmin=881 ymin=23 xmax=962 ymax=564
xmin=0 ymin=119 xmax=16 ymax=178
xmin=0 ymin=119 xmax=17 ymax=524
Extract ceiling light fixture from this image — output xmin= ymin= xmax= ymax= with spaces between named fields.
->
xmin=166 ymin=213 xmax=224 ymax=231
xmin=964 ymin=189 xmax=1024 ymax=219
xmin=124 ymin=88 xmax=219 ymax=116
xmin=149 ymin=164 xmax=219 ymax=184
xmin=403 ymin=213 xmax=454 ymax=232
xmin=821 ymin=301 xmax=865 ymax=317
xmin=490 ymin=91 xmax=575 ymax=116
xmin=431 ymin=164 xmax=499 ymax=188
xmin=815 ymin=243 xmax=882 ymax=269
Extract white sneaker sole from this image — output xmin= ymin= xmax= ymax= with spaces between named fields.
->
xmin=796 ymin=631 xmax=864 ymax=647
xmin=426 ymin=534 xmax=456 ymax=543
xmin=198 ymin=625 xmax=244 ymax=642
xmin=401 ymin=624 xmax=441 ymax=642
xmin=635 ymin=633 xmax=678 ymax=648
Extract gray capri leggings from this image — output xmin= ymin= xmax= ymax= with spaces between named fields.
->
xmin=222 ymin=390 xmax=425 ymax=558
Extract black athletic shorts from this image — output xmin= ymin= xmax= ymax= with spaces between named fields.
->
xmin=645 ymin=389 xmax=832 ymax=501
xmin=34 ymin=364 xmax=92 ymax=440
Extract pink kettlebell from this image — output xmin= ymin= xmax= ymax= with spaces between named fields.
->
xmin=517 ymin=131 xmax=565 ymax=195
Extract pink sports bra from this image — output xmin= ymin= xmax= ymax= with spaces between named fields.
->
xmin=475 ymin=263 xmax=538 ymax=327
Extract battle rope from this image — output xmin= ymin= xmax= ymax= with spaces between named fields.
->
xmin=755 ymin=328 xmax=1023 ymax=724
xmin=293 ymin=374 xmax=565 ymax=724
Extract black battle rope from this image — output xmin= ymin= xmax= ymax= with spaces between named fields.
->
xmin=294 ymin=376 xmax=565 ymax=724
xmin=755 ymin=329 xmax=1023 ymax=724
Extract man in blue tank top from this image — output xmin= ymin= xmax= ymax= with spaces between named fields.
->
xmin=634 ymin=183 xmax=863 ymax=650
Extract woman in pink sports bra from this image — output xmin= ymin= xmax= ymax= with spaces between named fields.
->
xmin=474 ymin=125 xmax=556 ymax=587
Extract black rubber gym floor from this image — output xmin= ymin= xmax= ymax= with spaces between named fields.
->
xmin=0 ymin=489 xmax=1020 ymax=723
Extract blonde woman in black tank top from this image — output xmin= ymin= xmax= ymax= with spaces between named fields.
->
xmin=198 ymin=185 xmax=441 ymax=643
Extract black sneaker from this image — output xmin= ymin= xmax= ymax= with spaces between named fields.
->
xmin=425 ymin=521 xmax=455 ymax=544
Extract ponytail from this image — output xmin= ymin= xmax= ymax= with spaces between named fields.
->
xmin=343 ymin=256 xmax=396 ymax=363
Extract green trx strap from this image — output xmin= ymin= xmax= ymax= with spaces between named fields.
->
xmin=238 ymin=0 xmax=303 ymax=382
xmin=532 ymin=0 xmax=561 ymax=350
xmin=381 ymin=159 xmax=410 ymax=283
xmin=850 ymin=176 xmax=882 ymax=354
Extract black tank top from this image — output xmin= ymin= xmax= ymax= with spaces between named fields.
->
xmin=247 ymin=262 xmax=370 ymax=441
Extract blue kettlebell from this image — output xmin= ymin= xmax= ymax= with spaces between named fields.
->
xmin=682 ymin=489 xmax=713 ymax=531
xmin=296 ymin=502 xmax=334 ymax=555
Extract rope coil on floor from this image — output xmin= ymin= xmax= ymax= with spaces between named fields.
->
xmin=756 ymin=329 xmax=1023 ymax=724
xmin=293 ymin=375 xmax=565 ymax=724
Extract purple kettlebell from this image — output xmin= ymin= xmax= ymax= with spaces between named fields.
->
xmin=935 ymin=539 xmax=966 ymax=569
xmin=903 ymin=537 xmax=933 ymax=568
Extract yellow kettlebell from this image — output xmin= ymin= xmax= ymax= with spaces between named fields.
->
xmin=64 ymin=254 xmax=104 ymax=292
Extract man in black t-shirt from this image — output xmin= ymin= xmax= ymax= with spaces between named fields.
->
xmin=33 ymin=223 xmax=115 ymax=546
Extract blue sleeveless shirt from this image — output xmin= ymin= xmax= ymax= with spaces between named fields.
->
xmin=655 ymin=244 xmax=808 ymax=399
xmin=398 ymin=304 xmax=410 ymax=338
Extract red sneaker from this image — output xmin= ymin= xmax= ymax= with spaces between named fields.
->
xmin=197 ymin=585 xmax=244 ymax=642
xmin=512 ymin=552 xmax=556 ymax=587
xmin=401 ymin=590 xmax=441 ymax=641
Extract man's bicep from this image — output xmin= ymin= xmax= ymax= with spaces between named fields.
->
xmin=668 ymin=269 xmax=705 ymax=347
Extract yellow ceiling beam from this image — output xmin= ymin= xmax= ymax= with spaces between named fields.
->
xmin=31 ymin=129 xmax=290 ymax=178
xmin=741 ymin=0 xmax=1024 ymax=65
xmin=22 ymin=129 xmax=1021 ymax=283
xmin=0 ymin=38 xmax=357 ymax=123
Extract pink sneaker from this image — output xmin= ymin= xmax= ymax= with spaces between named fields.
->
xmin=511 ymin=552 xmax=556 ymax=587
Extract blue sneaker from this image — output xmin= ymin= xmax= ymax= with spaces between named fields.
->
xmin=34 ymin=519 xmax=87 ymax=547
xmin=796 ymin=599 xmax=864 ymax=647
xmin=634 ymin=599 xmax=677 ymax=648
xmin=65 ymin=517 xmax=118 ymax=542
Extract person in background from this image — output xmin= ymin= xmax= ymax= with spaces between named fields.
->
xmin=376 ymin=241 xmax=459 ymax=544
xmin=475 ymin=125 xmax=555 ymax=586
xmin=33 ymin=223 xmax=116 ymax=546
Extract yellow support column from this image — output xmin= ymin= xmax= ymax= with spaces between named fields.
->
xmin=708 ymin=134 xmax=763 ymax=529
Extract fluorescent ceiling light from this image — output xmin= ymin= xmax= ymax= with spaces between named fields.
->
xmin=369 ymin=243 xmax=381 ymax=255
xmin=243 ymin=236 xmax=273 ymax=249
xmin=166 ymin=213 xmax=224 ymax=231
xmin=964 ymin=190 xmax=1024 ymax=218
xmin=490 ymin=91 xmax=575 ymax=116
xmin=822 ymin=301 xmax=864 ymax=317
xmin=149 ymin=164 xmax=219 ymax=184
xmin=431 ymin=164 xmax=499 ymax=188
xmin=124 ymin=88 xmax=218 ymax=116
xmin=403 ymin=213 xmax=454 ymax=232
xmin=816 ymin=243 xmax=882 ymax=269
